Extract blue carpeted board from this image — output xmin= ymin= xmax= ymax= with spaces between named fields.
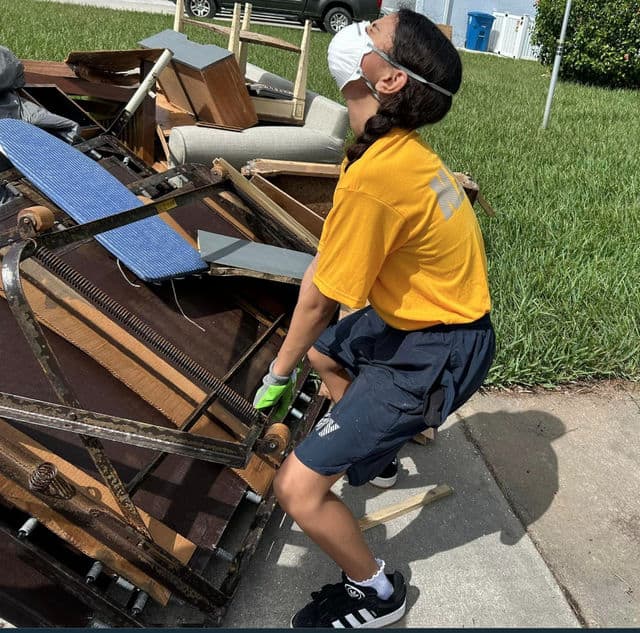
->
xmin=0 ymin=119 xmax=207 ymax=281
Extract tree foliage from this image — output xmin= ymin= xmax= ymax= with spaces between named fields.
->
xmin=533 ymin=0 xmax=640 ymax=89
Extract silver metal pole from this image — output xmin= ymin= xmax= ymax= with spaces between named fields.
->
xmin=542 ymin=0 xmax=572 ymax=129
xmin=106 ymin=48 xmax=174 ymax=137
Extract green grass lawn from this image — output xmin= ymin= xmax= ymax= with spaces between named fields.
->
xmin=1 ymin=0 xmax=639 ymax=387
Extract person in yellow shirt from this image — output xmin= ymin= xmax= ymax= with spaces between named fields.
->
xmin=253 ymin=9 xmax=494 ymax=628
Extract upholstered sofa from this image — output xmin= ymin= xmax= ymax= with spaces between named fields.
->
xmin=167 ymin=62 xmax=349 ymax=169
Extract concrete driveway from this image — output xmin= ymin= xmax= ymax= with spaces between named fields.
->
xmin=226 ymin=382 xmax=639 ymax=627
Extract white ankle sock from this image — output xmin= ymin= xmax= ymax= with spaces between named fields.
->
xmin=347 ymin=558 xmax=394 ymax=600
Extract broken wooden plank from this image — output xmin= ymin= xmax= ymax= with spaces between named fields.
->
xmin=182 ymin=18 xmax=301 ymax=52
xmin=249 ymin=174 xmax=324 ymax=239
xmin=411 ymin=427 xmax=438 ymax=445
xmin=22 ymin=60 xmax=135 ymax=102
xmin=202 ymin=194 xmax=257 ymax=240
xmin=213 ymin=158 xmax=318 ymax=252
xmin=65 ymin=49 xmax=164 ymax=74
xmin=358 ymin=484 xmax=453 ymax=531
xmin=155 ymin=124 xmax=172 ymax=163
xmin=437 ymin=23 xmax=453 ymax=40
xmin=476 ymin=191 xmax=496 ymax=217
xmin=242 ymin=158 xmax=342 ymax=178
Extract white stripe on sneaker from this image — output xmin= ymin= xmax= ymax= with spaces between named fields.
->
xmin=332 ymin=620 xmax=345 ymax=628
xmin=361 ymin=600 xmax=406 ymax=628
xmin=345 ymin=614 xmax=361 ymax=627
xmin=358 ymin=609 xmax=375 ymax=622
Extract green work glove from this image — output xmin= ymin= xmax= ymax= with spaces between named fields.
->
xmin=253 ymin=360 xmax=299 ymax=420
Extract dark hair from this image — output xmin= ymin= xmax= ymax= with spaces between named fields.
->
xmin=345 ymin=9 xmax=462 ymax=168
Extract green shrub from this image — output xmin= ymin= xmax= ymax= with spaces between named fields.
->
xmin=533 ymin=0 xmax=640 ymax=89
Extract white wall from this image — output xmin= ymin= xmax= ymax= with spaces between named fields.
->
xmin=382 ymin=0 xmax=537 ymax=48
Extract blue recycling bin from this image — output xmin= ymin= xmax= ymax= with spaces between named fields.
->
xmin=465 ymin=11 xmax=495 ymax=52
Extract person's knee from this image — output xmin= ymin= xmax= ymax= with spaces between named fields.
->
xmin=275 ymin=450 xmax=343 ymax=518
xmin=307 ymin=347 xmax=342 ymax=376
xmin=307 ymin=346 xmax=328 ymax=372
xmin=274 ymin=467 xmax=312 ymax=516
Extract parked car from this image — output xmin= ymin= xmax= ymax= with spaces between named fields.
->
xmin=179 ymin=0 xmax=382 ymax=34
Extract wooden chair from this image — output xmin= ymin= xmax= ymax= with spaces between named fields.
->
xmin=174 ymin=0 xmax=311 ymax=125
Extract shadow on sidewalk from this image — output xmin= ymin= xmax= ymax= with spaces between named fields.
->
xmin=261 ymin=409 xmax=566 ymax=619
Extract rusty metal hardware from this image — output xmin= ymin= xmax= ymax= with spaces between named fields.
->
xmin=0 ymin=392 xmax=251 ymax=468
xmin=0 ymin=437 xmax=228 ymax=613
xmin=0 ymin=516 xmax=143 ymax=627
xmin=29 ymin=462 xmax=76 ymax=500
xmin=126 ymin=312 xmax=286 ymax=495
xmin=1 ymin=241 xmax=151 ymax=539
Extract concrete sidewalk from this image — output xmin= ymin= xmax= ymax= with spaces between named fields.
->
xmin=226 ymin=381 xmax=639 ymax=627
xmin=42 ymin=0 xmax=176 ymax=14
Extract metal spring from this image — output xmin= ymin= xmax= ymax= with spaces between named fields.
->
xmin=34 ymin=247 xmax=263 ymax=426
xmin=29 ymin=462 xmax=57 ymax=492
xmin=29 ymin=462 xmax=76 ymax=499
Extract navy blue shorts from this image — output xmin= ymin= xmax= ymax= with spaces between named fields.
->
xmin=294 ymin=307 xmax=495 ymax=486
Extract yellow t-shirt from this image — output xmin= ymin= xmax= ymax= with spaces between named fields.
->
xmin=313 ymin=128 xmax=491 ymax=330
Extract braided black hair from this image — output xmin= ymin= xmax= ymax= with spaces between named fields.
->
xmin=345 ymin=8 xmax=462 ymax=169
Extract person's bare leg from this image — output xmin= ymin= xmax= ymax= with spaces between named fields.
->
xmin=307 ymin=347 xmax=352 ymax=404
xmin=274 ymin=452 xmax=378 ymax=581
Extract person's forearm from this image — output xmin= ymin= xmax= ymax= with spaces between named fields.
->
xmin=273 ymin=258 xmax=337 ymax=376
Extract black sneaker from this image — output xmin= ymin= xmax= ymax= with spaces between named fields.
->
xmin=291 ymin=571 xmax=406 ymax=628
xmin=369 ymin=458 xmax=398 ymax=489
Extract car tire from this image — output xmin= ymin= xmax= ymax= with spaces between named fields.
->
xmin=323 ymin=6 xmax=353 ymax=34
xmin=185 ymin=0 xmax=216 ymax=19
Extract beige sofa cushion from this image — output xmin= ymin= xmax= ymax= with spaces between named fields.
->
xmin=168 ymin=63 xmax=348 ymax=169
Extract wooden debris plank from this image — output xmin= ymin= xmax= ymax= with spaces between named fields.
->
xmin=156 ymin=124 xmax=172 ymax=163
xmin=22 ymin=61 xmax=134 ymax=102
xmin=183 ymin=17 xmax=231 ymax=36
xmin=437 ymin=23 xmax=454 ymax=40
xmin=207 ymin=264 xmax=300 ymax=285
xmin=202 ymin=195 xmax=258 ymax=240
xmin=242 ymin=158 xmax=342 ymax=178
xmin=181 ymin=18 xmax=301 ymax=52
xmin=358 ymin=484 xmax=453 ymax=531
xmin=476 ymin=191 xmax=496 ymax=217
xmin=238 ymin=29 xmax=301 ymax=53
xmin=22 ymin=60 xmax=78 ymax=78
xmin=411 ymin=427 xmax=437 ymax=445
xmin=249 ymin=174 xmax=324 ymax=239
xmin=292 ymin=21 xmax=312 ymax=110
xmin=213 ymin=158 xmax=318 ymax=252
xmin=65 ymin=49 xmax=164 ymax=73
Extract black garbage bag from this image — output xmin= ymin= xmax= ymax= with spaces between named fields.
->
xmin=0 ymin=46 xmax=80 ymax=138
xmin=0 ymin=45 xmax=81 ymax=201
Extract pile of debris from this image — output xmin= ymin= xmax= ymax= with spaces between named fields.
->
xmin=0 ymin=4 xmax=492 ymax=626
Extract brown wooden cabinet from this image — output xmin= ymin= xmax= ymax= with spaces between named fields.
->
xmin=139 ymin=30 xmax=258 ymax=130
